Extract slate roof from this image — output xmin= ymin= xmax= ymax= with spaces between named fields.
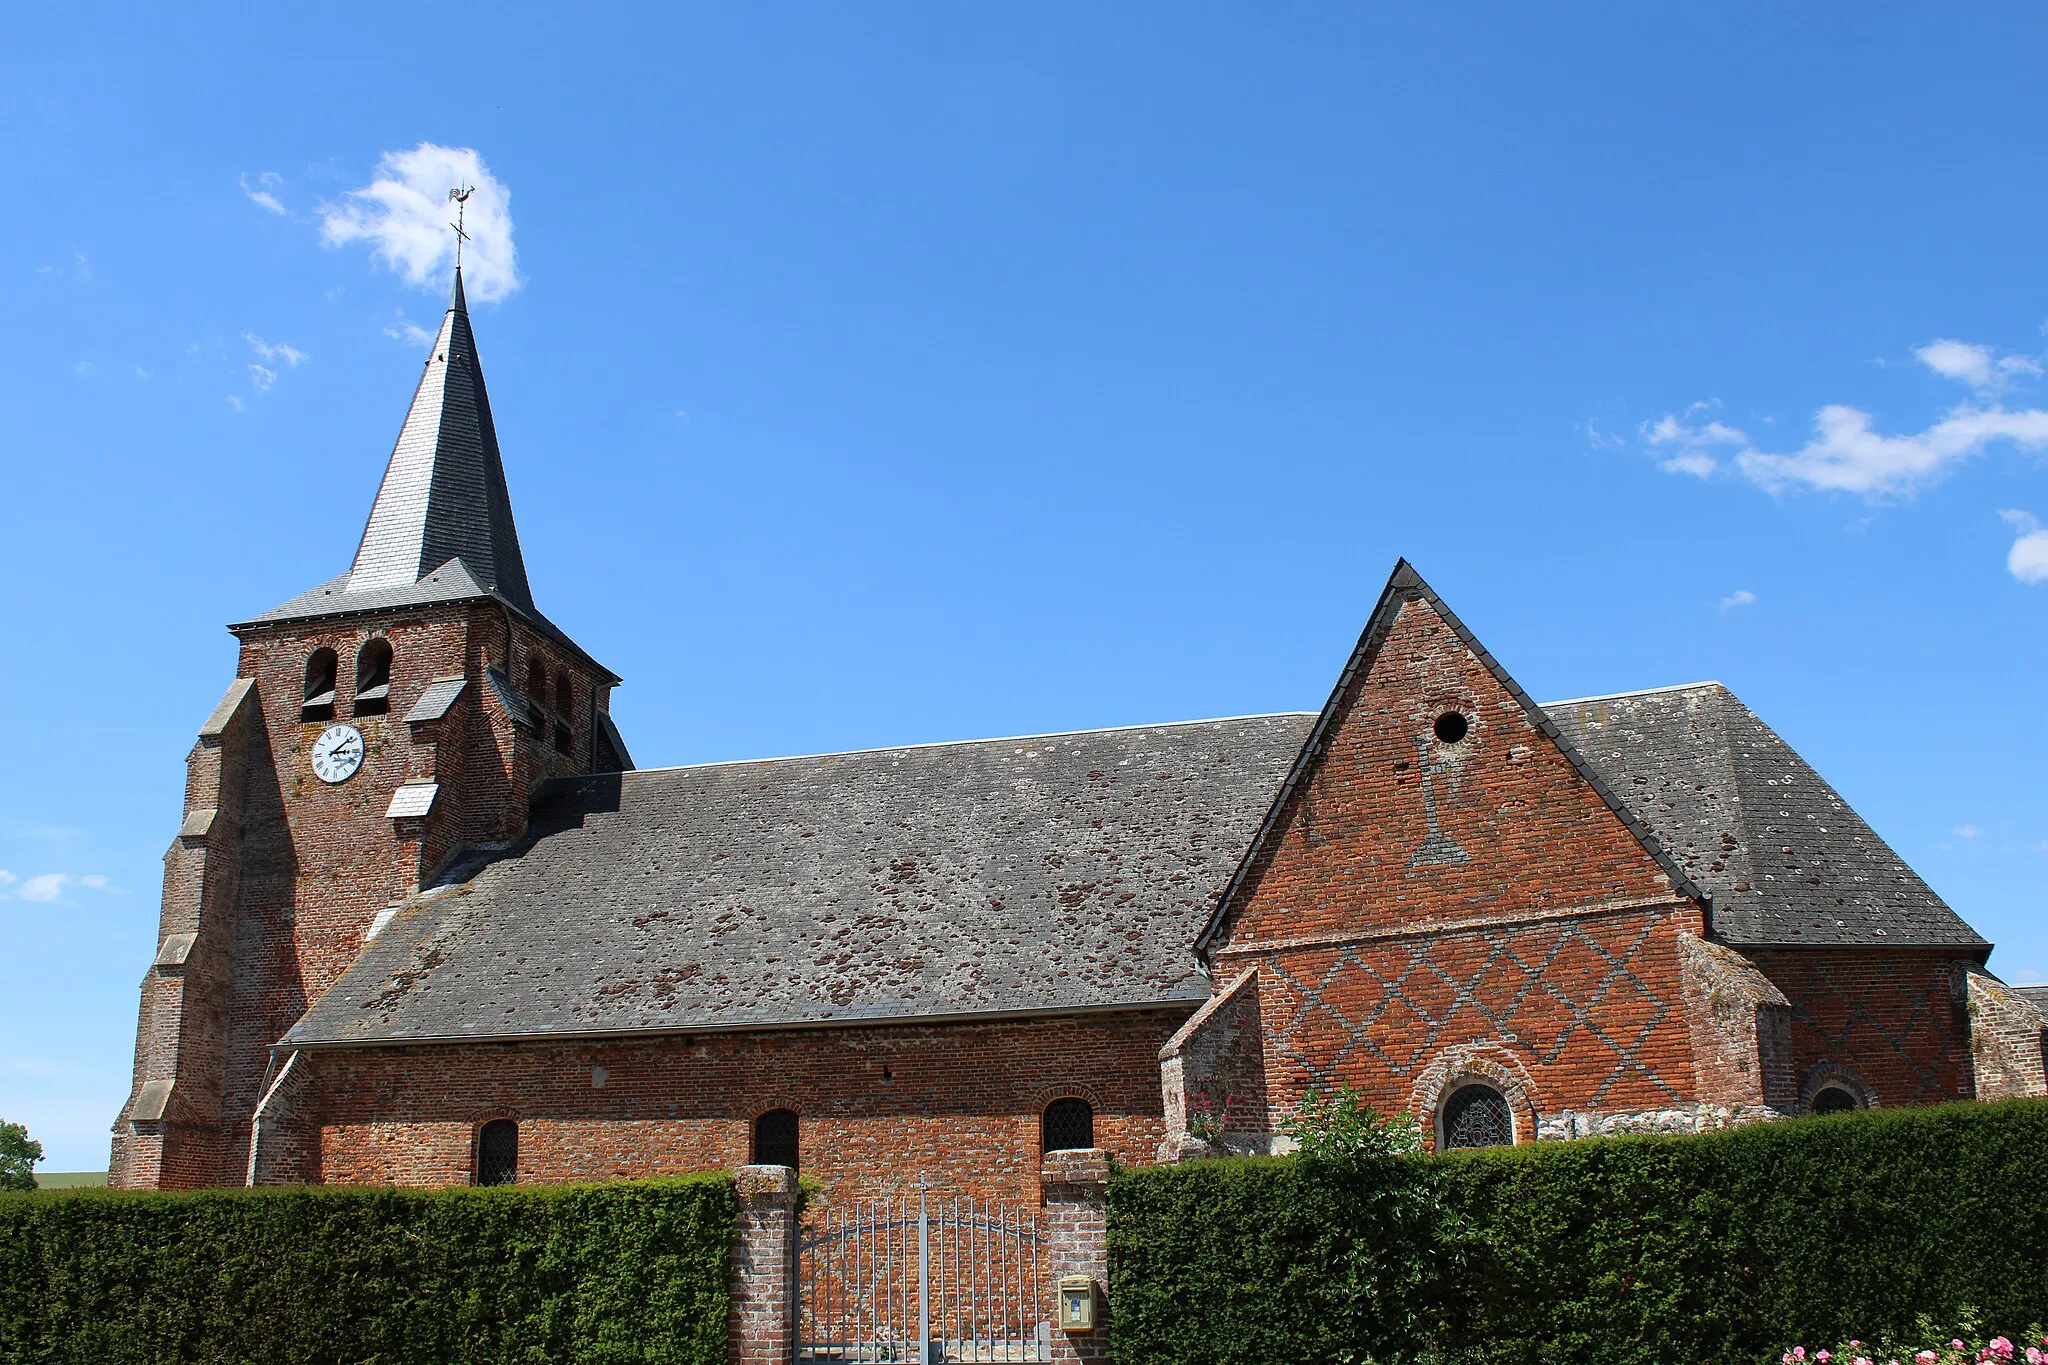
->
xmin=2015 ymin=985 xmax=2048 ymax=1017
xmin=284 ymin=714 xmax=1318 ymax=1047
xmin=1547 ymin=682 xmax=1987 ymax=952
xmin=283 ymin=679 xmax=1988 ymax=1049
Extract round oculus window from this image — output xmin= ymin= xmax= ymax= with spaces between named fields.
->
xmin=1433 ymin=712 xmax=1469 ymax=744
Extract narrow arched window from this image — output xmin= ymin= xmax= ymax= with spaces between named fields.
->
xmin=752 ymin=1108 xmax=799 ymax=1169
xmin=476 ymin=1119 xmax=518 ymax=1185
xmin=1441 ymin=1083 xmax=1512 ymax=1150
xmin=1812 ymin=1086 xmax=1860 ymax=1115
xmin=302 ymin=648 xmax=338 ymax=722
xmin=526 ymin=657 xmax=548 ymax=706
xmin=1042 ymin=1098 xmax=1094 ymax=1154
xmin=552 ymin=672 xmax=574 ymax=754
xmin=354 ymin=639 xmax=393 ymax=717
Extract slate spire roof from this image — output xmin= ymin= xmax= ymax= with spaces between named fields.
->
xmin=344 ymin=267 xmax=533 ymax=611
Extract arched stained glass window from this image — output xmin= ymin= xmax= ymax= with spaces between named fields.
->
xmin=1441 ymin=1084 xmax=1512 ymax=1150
xmin=1042 ymin=1098 xmax=1095 ymax=1154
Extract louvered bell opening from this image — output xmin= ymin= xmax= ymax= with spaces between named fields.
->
xmin=476 ymin=1120 xmax=518 ymax=1185
xmin=1042 ymin=1098 xmax=1094 ymax=1153
xmin=354 ymin=640 xmax=394 ymax=717
xmin=302 ymin=648 xmax=338 ymax=723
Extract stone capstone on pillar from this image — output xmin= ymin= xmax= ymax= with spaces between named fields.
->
xmin=730 ymin=1163 xmax=799 ymax=1365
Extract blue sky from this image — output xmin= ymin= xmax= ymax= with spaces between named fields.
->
xmin=4 ymin=5 xmax=2046 ymax=1170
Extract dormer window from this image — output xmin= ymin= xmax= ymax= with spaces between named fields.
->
xmin=354 ymin=639 xmax=393 ymax=717
xmin=553 ymin=673 xmax=574 ymax=754
xmin=302 ymin=648 xmax=337 ymax=722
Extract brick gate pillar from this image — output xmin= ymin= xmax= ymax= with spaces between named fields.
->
xmin=1041 ymin=1148 xmax=1110 ymax=1365
xmin=731 ymin=1164 xmax=798 ymax=1365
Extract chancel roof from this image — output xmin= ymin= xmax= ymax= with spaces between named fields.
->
xmin=1550 ymin=682 xmax=1986 ymax=952
xmin=285 ymin=683 xmax=1987 ymax=1049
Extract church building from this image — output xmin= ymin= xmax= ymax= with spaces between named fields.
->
xmin=111 ymin=272 xmax=2048 ymax=1199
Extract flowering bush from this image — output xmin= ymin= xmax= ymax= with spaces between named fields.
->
xmin=1778 ymin=1324 xmax=2048 ymax=1365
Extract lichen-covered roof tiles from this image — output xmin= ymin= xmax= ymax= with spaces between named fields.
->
xmin=1547 ymin=682 xmax=1985 ymax=951
xmin=285 ymin=713 xmax=1318 ymax=1046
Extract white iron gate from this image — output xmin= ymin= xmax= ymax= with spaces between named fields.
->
xmin=797 ymin=1180 xmax=1052 ymax=1363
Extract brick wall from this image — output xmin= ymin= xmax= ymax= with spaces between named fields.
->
xmin=293 ymin=1009 xmax=1189 ymax=1204
xmin=1749 ymin=948 xmax=1975 ymax=1107
xmin=1965 ymin=967 xmax=2048 ymax=1100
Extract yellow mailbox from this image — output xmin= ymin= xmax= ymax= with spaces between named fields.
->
xmin=1056 ymin=1275 xmax=1097 ymax=1332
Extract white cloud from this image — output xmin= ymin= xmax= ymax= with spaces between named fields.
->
xmin=71 ymin=360 xmax=92 ymax=378
xmin=80 ymin=874 xmax=108 ymax=890
xmin=381 ymin=313 xmax=434 ymax=348
xmin=225 ymin=394 xmax=246 ymax=412
xmin=1646 ymin=341 xmax=2048 ymax=498
xmin=321 ymin=143 xmax=521 ymax=303
xmin=240 ymin=171 xmax=287 ymax=215
xmin=1718 ymin=589 xmax=1757 ymax=610
xmin=247 ymin=364 xmax=276 ymax=392
xmin=2002 ymin=509 xmax=2048 ymax=584
xmin=0 ymin=870 xmax=14 ymax=887
xmin=244 ymin=334 xmax=308 ymax=367
xmin=1954 ymin=824 xmax=1981 ymax=839
xmin=1915 ymin=339 xmax=2041 ymax=397
xmin=19 ymin=873 xmax=66 ymax=902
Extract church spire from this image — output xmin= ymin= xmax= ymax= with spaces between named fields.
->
xmin=344 ymin=265 xmax=535 ymax=612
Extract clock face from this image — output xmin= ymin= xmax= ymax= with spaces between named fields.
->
xmin=310 ymin=723 xmax=365 ymax=784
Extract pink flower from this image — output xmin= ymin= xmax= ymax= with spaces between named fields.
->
xmin=1919 ymin=1352 xmax=1940 ymax=1365
xmin=1794 ymin=1350 xmax=1807 ymax=1362
xmin=2026 ymin=1348 xmax=2043 ymax=1365
xmin=1818 ymin=1352 xmax=1832 ymax=1365
xmin=1991 ymin=1340 xmax=2015 ymax=1362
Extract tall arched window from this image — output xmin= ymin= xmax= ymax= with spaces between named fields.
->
xmin=1042 ymin=1098 xmax=1094 ymax=1154
xmin=476 ymin=1119 xmax=518 ymax=1185
xmin=553 ymin=672 xmax=574 ymax=754
xmin=1440 ymin=1083 xmax=1513 ymax=1150
xmin=354 ymin=639 xmax=393 ymax=717
xmin=752 ymin=1108 xmax=799 ymax=1169
xmin=302 ymin=648 xmax=338 ymax=722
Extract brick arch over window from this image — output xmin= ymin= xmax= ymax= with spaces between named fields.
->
xmin=1800 ymin=1060 xmax=1877 ymax=1113
xmin=1409 ymin=1043 xmax=1540 ymax=1151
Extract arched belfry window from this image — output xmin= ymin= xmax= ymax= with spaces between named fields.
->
xmin=1042 ymin=1098 xmax=1095 ymax=1154
xmin=354 ymin=639 xmax=393 ymax=717
xmin=526 ymin=657 xmax=548 ymax=708
xmin=1812 ymin=1087 xmax=1861 ymax=1116
xmin=1440 ymin=1083 xmax=1513 ymax=1150
xmin=752 ymin=1109 xmax=799 ymax=1169
xmin=553 ymin=672 xmax=574 ymax=754
xmin=302 ymin=648 xmax=337 ymax=722
xmin=476 ymin=1120 xmax=518 ymax=1185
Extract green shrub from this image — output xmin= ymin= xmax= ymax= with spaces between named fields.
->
xmin=0 ymin=1174 xmax=736 ymax=1365
xmin=1108 ymin=1099 xmax=2048 ymax=1365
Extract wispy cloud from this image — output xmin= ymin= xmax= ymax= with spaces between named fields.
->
xmin=38 ymin=252 xmax=91 ymax=282
xmin=2002 ymin=509 xmax=2048 ymax=585
xmin=71 ymin=360 xmax=93 ymax=378
xmin=248 ymin=364 xmax=276 ymax=392
xmin=381 ymin=312 xmax=434 ymax=348
xmin=226 ymin=394 xmax=246 ymax=413
xmin=321 ymin=143 xmax=521 ymax=303
xmin=1953 ymin=824 xmax=1982 ymax=839
xmin=244 ymin=334 xmax=308 ymax=368
xmin=240 ymin=171 xmax=287 ymax=215
xmin=6 ymin=871 xmax=114 ymax=904
xmin=1640 ymin=344 xmax=2048 ymax=499
xmin=1718 ymin=589 xmax=1757 ymax=611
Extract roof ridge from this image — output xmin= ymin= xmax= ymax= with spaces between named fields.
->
xmin=608 ymin=711 xmax=1320 ymax=778
xmin=1540 ymin=681 xmax=1726 ymax=708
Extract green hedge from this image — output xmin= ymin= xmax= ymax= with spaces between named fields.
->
xmin=1109 ymin=1099 xmax=2048 ymax=1365
xmin=0 ymin=1174 xmax=736 ymax=1365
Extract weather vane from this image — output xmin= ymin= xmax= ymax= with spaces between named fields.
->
xmin=448 ymin=185 xmax=475 ymax=270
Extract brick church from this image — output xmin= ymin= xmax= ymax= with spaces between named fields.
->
xmin=112 ymin=271 xmax=2048 ymax=1199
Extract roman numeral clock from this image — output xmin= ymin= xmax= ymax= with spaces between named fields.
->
xmin=310 ymin=722 xmax=365 ymax=784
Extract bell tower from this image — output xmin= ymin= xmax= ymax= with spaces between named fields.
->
xmin=110 ymin=269 xmax=632 ymax=1190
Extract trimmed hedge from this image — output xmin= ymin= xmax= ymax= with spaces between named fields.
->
xmin=1109 ymin=1099 xmax=2048 ymax=1365
xmin=0 ymin=1173 xmax=736 ymax=1365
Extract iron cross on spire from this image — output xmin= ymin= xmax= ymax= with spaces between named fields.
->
xmin=447 ymin=185 xmax=475 ymax=269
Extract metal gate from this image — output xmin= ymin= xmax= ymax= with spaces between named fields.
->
xmin=797 ymin=1180 xmax=1052 ymax=1363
